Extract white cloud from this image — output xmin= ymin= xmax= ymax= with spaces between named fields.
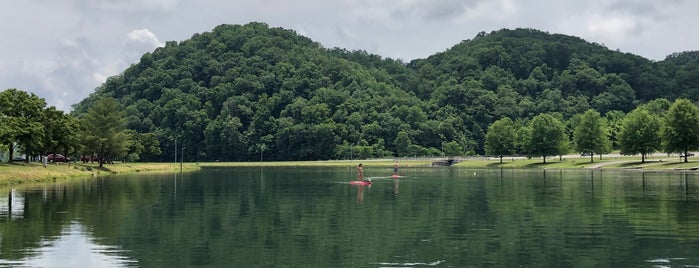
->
xmin=128 ymin=28 xmax=165 ymax=48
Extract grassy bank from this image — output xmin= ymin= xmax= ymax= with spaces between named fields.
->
xmin=0 ymin=162 xmax=200 ymax=187
xmin=199 ymin=155 xmax=699 ymax=171
xmin=199 ymin=159 xmax=434 ymax=167
xmin=2 ymin=155 xmax=698 ymax=187
xmin=452 ymin=155 xmax=699 ymax=171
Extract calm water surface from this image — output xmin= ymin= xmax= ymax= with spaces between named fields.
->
xmin=1 ymin=167 xmax=699 ymax=267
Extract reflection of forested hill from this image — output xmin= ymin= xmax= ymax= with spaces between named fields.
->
xmin=71 ymin=22 xmax=699 ymax=161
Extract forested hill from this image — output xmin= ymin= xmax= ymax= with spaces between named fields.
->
xmin=71 ymin=22 xmax=699 ymax=162
xmin=407 ymin=29 xmax=698 ymax=111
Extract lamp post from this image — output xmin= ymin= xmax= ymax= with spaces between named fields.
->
xmin=180 ymin=147 xmax=186 ymax=173
xmin=259 ymin=144 xmax=266 ymax=162
xmin=350 ymin=143 xmax=354 ymax=161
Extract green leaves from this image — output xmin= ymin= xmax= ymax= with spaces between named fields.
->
xmin=0 ymin=89 xmax=48 ymax=161
xmin=662 ymin=99 xmax=699 ymax=162
xmin=485 ymin=117 xmax=516 ymax=162
xmin=573 ymin=110 xmax=610 ymax=162
xmin=81 ymin=98 xmax=132 ymax=167
xmin=618 ymin=108 xmax=661 ymax=162
xmin=64 ymin=24 xmax=699 ymax=161
xmin=526 ymin=114 xmax=567 ymax=163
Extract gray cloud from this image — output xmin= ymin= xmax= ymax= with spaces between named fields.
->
xmin=1 ymin=0 xmax=698 ymax=111
xmin=387 ymin=0 xmax=479 ymax=21
xmin=80 ymin=0 xmax=179 ymax=12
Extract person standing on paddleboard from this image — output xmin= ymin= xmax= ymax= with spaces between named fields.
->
xmin=357 ymin=163 xmax=365 ymax=181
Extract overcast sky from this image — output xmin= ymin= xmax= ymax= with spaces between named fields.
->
xmin=1 ymin=0 xmax=697 ymax=111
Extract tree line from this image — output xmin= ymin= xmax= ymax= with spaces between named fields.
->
xmin=486 ymin=98 xmax=699 ymax=163
xmin=6 ymin=86 xmax=699 ymax=165
xmin=0 ymin=89 xmax=158 ymax=166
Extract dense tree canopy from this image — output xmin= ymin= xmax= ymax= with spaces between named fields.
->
xmin=0 ymin=89 xmax=85 ymax=162
xmin=80 ymin=98 xmax=132 ymax=167
xmin=485 ymin=117 xmax=516 ymax=163
xmin=58 ymin=23 xmax=699 ymax=162
xmin=662 ymin=99 xmax=699 ymax=162
xmin=525 ymin=114 xmax=567 ymax=163
xmin=574 ymin=110 xmax=610 ymax=162
xmin=618 ymin=108 xmax=661 ymax=163
xmin=0 ymin=89 xmax=49 ymax=161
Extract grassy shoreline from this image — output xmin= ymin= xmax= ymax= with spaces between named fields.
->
xmin=0 ymin=162 xmax=200 ymax=187
xmin=200 ymin=155 xmax=699 ymax=171
xmin=1 ymin=155 xmax=698 ymax=187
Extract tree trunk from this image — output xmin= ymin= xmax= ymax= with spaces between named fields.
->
xmin=685 ymin=150 xmax=689 ymax=163
xmin=98 ymin=149 xmax=104 ymax=168
xmin=590 ymin=154 xmax=594 ymax=163
xmin=641 ymin=153 xmax=646 ymax=163
xmin=500 ymin=155 xmax=503 ymax=163
xmin=8 ymin=143 xmax=13 ymax=162
xmin=543 ymin=156 xmax=547 ymax=164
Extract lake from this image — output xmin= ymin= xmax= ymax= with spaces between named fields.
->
xmin=1 ymin=166 xmax=699 ymax=267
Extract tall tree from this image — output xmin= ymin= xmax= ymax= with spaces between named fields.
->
xmin=0 ymin=89 xmax=46 ymax=161
xmin=574 ymin=109 xmax=611 ymax=162
xmin=394 ymin=131 xmax=412 ymax=157
xmin=81 ymin=97 xmax=132 ymax=167
xmin=138 ymin=132 xmax=162 ymax=162
xmin=526 ymin=114 xmax=567 ymax=163
xmin=604 ymin=110 xmax=626 ymax=150
xmin=41 ymin=107 xmax=81 ymax=158
xmin=618 ymin=108 xmax=661 ymax=163
xmin=485 ymin=117 xmax=516 ymax=163
xmin=662 ymin=99 xmax=699 ymax=162
xmin=0 ymin=123 xmax=7 ymax=162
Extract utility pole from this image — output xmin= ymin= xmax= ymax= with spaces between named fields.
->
xmin=180 ymin=147 xmax=186 ymax=173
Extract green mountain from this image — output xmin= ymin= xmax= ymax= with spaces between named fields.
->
xmin=71 ymin=23 xmax=699 ymax=161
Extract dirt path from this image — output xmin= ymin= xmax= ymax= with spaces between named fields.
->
xmin=585 ymin=160 xmax=637 ymax=169
xmin=585 ymin=158 xmax=676 ymax=169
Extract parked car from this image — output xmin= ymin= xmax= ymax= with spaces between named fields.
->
xmin=12 ymin=156 xmax=26 ymax=162
xmin=47 ymin=154 xmax=69 ymax=162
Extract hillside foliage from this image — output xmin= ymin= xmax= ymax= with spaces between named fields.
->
xmin=67 ymin=22 xmax=699 ymax=162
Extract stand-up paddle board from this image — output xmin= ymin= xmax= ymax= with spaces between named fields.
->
xmin=349 ymin=180 xmax=372 ymax=186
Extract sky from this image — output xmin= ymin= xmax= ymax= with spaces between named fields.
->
xmin=1 ymin=0 xmax=698 ymax=111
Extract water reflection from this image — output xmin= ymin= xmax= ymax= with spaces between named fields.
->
xmin=0 ymin=189 xmax=24 ymax=219
xmin=1 ymin=168 xmax=699 ymax=267
xmin=393 ymin=178 xmax=399 ymax=196
xmin=0 ymin=222 xmax=137 ymax=267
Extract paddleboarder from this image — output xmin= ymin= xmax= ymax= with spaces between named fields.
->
xmin=357 ymin=163 xmax=364 ymax=181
